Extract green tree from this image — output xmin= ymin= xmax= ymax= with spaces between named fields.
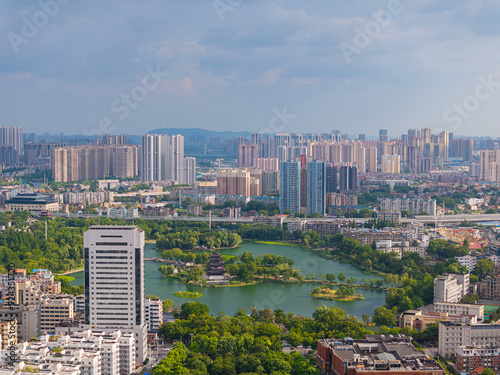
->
xmin=473 ymin=259 xmax=494 ymax=279
xmin=338 ymin=273 xmax=346 ymax=283
xmin=372 ymin=306 xmax=397 ymax=327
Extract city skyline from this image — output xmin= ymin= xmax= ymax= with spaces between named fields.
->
xmin=1 ymin=1 xmax=500 ymax=137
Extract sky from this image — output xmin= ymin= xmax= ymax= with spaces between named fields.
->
xmin=1 ymin=0 xmax=500 ymax=138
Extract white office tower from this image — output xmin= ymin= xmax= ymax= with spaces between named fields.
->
xmin=83 ymin=226 xmax=147 ymax=365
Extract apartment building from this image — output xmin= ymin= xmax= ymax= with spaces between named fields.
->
xmin=433 ymin=273 xmax=470 ymax=303
xmin=479 ymin=274 xmax=500 ymax=300
xmin=52 ymin=145 xmax=139 ymax=182
xmin=1 ymin=329 xmax=134 ymax=375
xmin=457 ymin=345 xmax=500 ymax=373
xmin=144 ymin=298 xmax=163 ymax=332
xmin=438 ymin=321 xmax=500 ymax=358
xmin=380 ymin=198 xmax=437 ymax=216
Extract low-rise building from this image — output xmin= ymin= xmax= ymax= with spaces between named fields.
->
xmin=479 ymin=274 xmax=500 ymax=300
xmin=144 ymin=298 xmax=162 ymax=332
xmin=187 ymin=204 xmax=203 ymax=216
xmin=438 ymin=321 xmax=500 ymax=358
xmin=1 ymin=329 xmax=135 ymax=375
xmin=399 ymin=309 xmax=477 ymax=331
xmin=222 ymin=206 xmax=241 ymax=218
xmin=457 ymin=345 xmax=500 ymax=373
xmin=317 ymin=335 xmax=445 ymax=375
xmin=434 ymin=302 xmax=484 ymax=322
xmin=5 ymin=192 xmax=59 ymax=212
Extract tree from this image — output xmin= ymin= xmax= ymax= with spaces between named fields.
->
xmin=179 ymin=302 xmax=209 ymax=317
xmin=473 ymin=259 xmax=494 ymax=279
xmin=372 ymin=306 xmax=397 ymax=327
xmin=362 ymin=314 xmax=370 ymax=325
xmin=338 ymin=273 xmax=346 ymax=283
xmin=163 ymin=299 xmax=174 ymax=312
xmin=325 ymin=273 xmax=336 ymax=282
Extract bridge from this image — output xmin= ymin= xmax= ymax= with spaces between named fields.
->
xmin=401 ymin=214 xmax=500 ymax=224
xmin=33 ymin=211 xmax=500 ymax=225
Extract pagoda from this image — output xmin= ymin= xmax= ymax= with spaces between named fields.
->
xmin=206 ymin=251 xmax=226 ymax=276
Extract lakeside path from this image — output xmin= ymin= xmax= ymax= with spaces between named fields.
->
xmin=57 ymin=267 xmax=84 ymax=276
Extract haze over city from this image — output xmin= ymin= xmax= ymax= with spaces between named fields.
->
xmin=1 ymin=0 xmax=500 ymax=136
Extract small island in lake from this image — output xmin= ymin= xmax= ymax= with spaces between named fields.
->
xmin=310 ymin=285 xmax=364 ymax=301
xmin=174 ymin=291 xmax=203 ymax=298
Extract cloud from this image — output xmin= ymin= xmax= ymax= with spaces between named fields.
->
xmin=0 ymin=0 xmax=499 ymax=136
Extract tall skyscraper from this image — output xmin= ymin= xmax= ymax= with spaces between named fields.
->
xmin=307 ymin=161 xmax=326 ymax=215
xmin=381 ymin=154 xmax=401 ymax=174
xmin=379 ymin=129 xmax=388 ymax=142
xmin=0 ymin=126 xmax=23 ymax=157
xmin=326 ymin=164 xmax=338 ymax=193
xmin=279 ymin=162 xmax=300 ymax=214
xmin=83 ymin=226 xmax=147 ymax=364
xmin=238 ymin=144 xmax=257 ymax=168
xmin=140 ymin=134 xmax=192 ymax=183
xmin=339 ymin=166 xmax=358 ymax=191
xmin=358 ymin=134 xmax=366 ymax=141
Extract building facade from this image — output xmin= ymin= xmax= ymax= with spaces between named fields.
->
xmin=83 ymin=226 xmax=147 ymax=364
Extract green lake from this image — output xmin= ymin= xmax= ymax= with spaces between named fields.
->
xmin=69 ymin=242 xmax=386 ymax=318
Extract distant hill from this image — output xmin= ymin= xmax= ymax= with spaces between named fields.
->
xmin=147 ymin=128 xmax=251 ymax=139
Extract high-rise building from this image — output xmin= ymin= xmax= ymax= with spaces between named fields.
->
xmin=325 ymin=164 xmax=338 ymax=193
xmin=140 ymin=134 xmax=192 ymax=183
xmin=279 ymin=162 xmax=300 ymax=214
xmin=103 ymin=134 xmax=127 ymax=145
xmin=367 ymin=147 xmax=377 ymax=173
xmin=254 ymin=158 xmax=279 ymax=171
xmin=453 ymin=139 xmax=473 ymax=161
xmin=238 ymin=144 xmax=257 ymax=168
xmin=261 ymin=171 xmax=280 ymax=195
xmin=307 ymin=161 xmax=326 ymax=215
xmin=339 ymin=166 xmax=357 ymax=192
xmin=379 ymin=129 xmax=388 ymax=142
xmin=185 ymin=156 xmax=197 ymax=184
xmin=83 ymin=226 xmax=147 ymax=364
xmin=480 ymin=150 xmax=500 ymax=181
xmin=358 ymin=134 xmax=365 ymax=141
xmin=0 ymin=126 xmax=23 ymax=157
xmin=217 ymin=169 xmax=252 ymax=196
xmin=381 ymin=154 xmax=400 ymax=174
xmin=51 ymin=145 xmax=139 ymax=182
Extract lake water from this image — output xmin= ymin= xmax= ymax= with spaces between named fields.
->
xmin=68 ymin=242 xmax=386 ymax=318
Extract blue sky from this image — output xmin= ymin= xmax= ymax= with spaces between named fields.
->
xmin=1 ymin=0 xmax=500 ymax=137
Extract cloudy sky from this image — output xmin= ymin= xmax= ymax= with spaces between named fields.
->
xmin=1 ymin=0 xmax=500 ymax=137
